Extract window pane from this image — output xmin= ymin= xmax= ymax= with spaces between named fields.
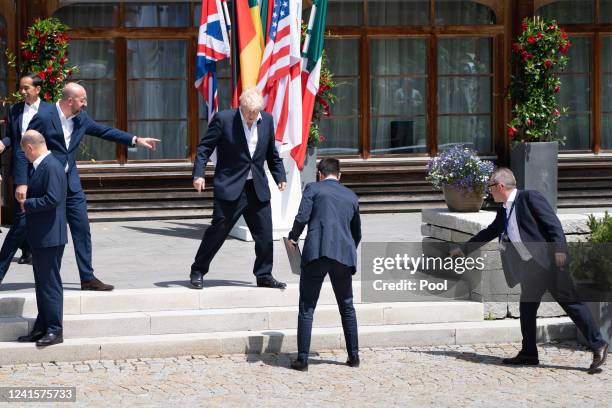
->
xmin=318 ymin=118 xmax=359 ymax=155
xmin=536 ymin=0 xmax=595 ymax=24
xmin=128 ymin=121 xmax=189 ymax=160
xmin=54 ymin=3 xmax=120 ymax=27
xmin=79 ymin=80 xmax=116 ymax=122
xmin=368 ymin=0 xmax=429 ymax=26
xmin=125 ymin=3 xmax=191 ymax=27
xmin=0 ymin=16 xmax=7 ymax=99
xmin=603 ymin=115 xmax=612 ymax=149
xmin=435 ymin=0 xmax=496 ymax=25
xmin=325 ymin=39 xmax=360 ymax=76
xmin=327 ymin=0 xmax=363 ymax=26
xmin=370 ymin=38 xmax=427 ymax=75
xmin=602 ymin=37 xmax=612 ymax=73
xmin=602 ymin=37 xmax=612 ymax=149
xmin=78 ymin=121 xmax=117 ymax=161
xmin=438 ymin=77 xmax=491 ymax=114
xmin=438 ymin=38 xmax=492 ymax=75
xmin=556 ymin=115 xmax=590 ymax=150
xmin=437 ymin=116 xmax=492 ymax=152
xmin=128 ymin=81 xmax=187 ymax=120
xmin=556 ymin=37 xmax=591 ymax=151
xmin=371 ymin=38 xmax=427 ymax=154
xmin=69 ymin=40 xmax=115 ymax=79
xmin=127 ymin=40 xmax=187 ymax=79
xmin=603 ymin=0 xmax=612 ymax=23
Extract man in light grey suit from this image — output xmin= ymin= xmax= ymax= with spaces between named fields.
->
xmin=287 ymin=158 xmax=361 ymax=371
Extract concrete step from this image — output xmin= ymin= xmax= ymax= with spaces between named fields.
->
xmin=0 ymin=317 xmax=575 ymax=365
xmin=0 ymin=301 xmax=484 ymax=341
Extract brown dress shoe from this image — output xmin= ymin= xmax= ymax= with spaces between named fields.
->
xmin=81 ymin=278 xmax=114 ymax=291
xmin=588 ymin=343 xmax=608 ymax=374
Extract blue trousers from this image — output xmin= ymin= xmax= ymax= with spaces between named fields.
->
xmin=191 ymin=180 xmax=273 ymax=277
xmin=297 ymin=257 xmax=359 ymax=361
xmin=66 ymin=189 xmax=95 ymax=282
xmin=31 ymin=245 xmax=65 ymax=335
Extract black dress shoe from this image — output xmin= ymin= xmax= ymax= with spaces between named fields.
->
xmin=17 ymin=252 xmax=32 ymax=265
xmin=36 ymin=333 xmax=63 ymax=347
xmin=256 ymin=275 xmax=287 ymax=289
xmin=290 ymin=359 xmax=308 ymax=371
xmin=190 ymin=271 xmax=204 ymax=289
xmin=81 ymin=278 xmax=114 ymax=291
xmin=588 ymin=342 xmax=608 ymax=374
xmin=347 ymin=355 xmax=360 ymax=367
xmin=17 ymin=331 xmax=45 ymax=342
xmin=502 ymin=353 xmax=539 ymax=366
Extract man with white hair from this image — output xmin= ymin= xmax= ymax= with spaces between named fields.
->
xmin=190 ymin=87 xmax=287 ymax=290
xmin=16 ymin=82 xmax=161 ymax=291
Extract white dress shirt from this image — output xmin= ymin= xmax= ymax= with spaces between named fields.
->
xmin=56 ymin=102 xmax=77 ymax=173
xmin=21 ymin=98 xmax=41 ymax=136
xmin=32 ymin=150 xmax=51 ymax=171
xmin=504 ymin=188 xmax=532 ymax=261
xmin=239 ymin=110 xmax=262 ymax=180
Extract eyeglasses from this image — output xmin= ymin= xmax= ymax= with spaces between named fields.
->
xmin=487 ymin=182 xmax=499 ymax=188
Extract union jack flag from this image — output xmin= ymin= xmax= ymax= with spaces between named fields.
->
xmin=195 ymin=0 xmax=231 ymax=123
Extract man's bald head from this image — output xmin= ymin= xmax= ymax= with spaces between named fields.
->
xmin=21 ymin=129 xmax=46 ymax=146
xmin=61 ymin=82 xmax=85 ymax=101
xmin=59 ymin=82 xmax=88 ymax=116
xmin=21 ymin=129 xmax=48 ymax=163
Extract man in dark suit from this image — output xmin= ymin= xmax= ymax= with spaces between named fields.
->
xmin=287 ymin=158 xmax=362 ymax=371
xmin=0 ymin=74 xmax=48 ymax=286
xmin=454 ymin=167 xmax=608 ymax=374
xmin=16 ymin=130 xmax=67 ymax=347
xmin=190 ymin=87 xmax=287 ymax=290
xmin=17 ymin=82 xmax=160 ymax=291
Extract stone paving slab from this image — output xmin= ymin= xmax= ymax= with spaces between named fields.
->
xmin=0 ymin=342 xmax=608 ymax=407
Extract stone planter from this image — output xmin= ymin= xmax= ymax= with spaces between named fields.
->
xmin=442 ymin=185 xmax=485 ymax=212
xmin=300 ymin=147 xmax=317 ymax=191
xmin=510 ymin=141 xmax=558 ymax=210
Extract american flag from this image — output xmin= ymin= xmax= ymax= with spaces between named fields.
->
xmin=257 ymin=0 xmax=302 ymax=150
xmin=195 ymin=0 xmax=231 ymax=123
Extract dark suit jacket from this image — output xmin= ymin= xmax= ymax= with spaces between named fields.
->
xmin=463 ymin=190 xmax=567 ymax=283
xmin=288 ymin=179 xmax=361 ymax=271
xmin=24 ymin=153 xmax=68 ymax=249
xmin=192 ymin=109 xmax=286 ymax=202
xmin=5 ymin=101 xmax=53 ymax=178
xmin=19 ymin=103 xmax=135 ymax=192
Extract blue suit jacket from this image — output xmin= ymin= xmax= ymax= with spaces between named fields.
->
xmin=289 ymin=179 xmax=362 ymax=271
xmin=464 ymin=189 xmax=567 ymax=272
xmin=192 ymin=109 xmax=286 ymax=202
xmin=24 ymin=153 xmax=68 ymax=249
xmin=18 ymin=103 xmax=135 ymax=191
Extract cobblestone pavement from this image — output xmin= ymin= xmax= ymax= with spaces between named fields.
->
xmin=0 ymin=342 xmax=609 ymax=408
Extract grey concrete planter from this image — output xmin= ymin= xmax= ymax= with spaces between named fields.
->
xmin=510 ymin=141 xmax=558 ymax=210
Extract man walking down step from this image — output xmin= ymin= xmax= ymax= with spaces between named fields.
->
xmin=190 ymin=87 xmax=287 ymax=290
xmin=18 ymin=82 xmax=160 ymax=291
xmin=287 ymin=158 xmax=362 ymax=371
xmin=453 ymin=167 xmax=608 ymax=374
xmin=16 ymin=130 xmax=67 ymax=347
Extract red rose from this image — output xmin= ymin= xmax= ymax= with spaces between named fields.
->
xmin=547 ymin=24 xmax=557 ymax=31
xmin=561 ymin=30 xmax=568 ymax=40
xmin=527 ymin=35 xmax=537 ymax=44
xmin=512 ymin=42 xmax=522 ymax=53
xmin=37 ymin=71 xmax=46 ymax=80
xmin=49 ymin=76 xmax=56 ymax=84
xmin=46 ymin=65 xmax=53 ymax=73
xmin=554 ymin=85 xmax=561 ymax=93
xmin=59 ymin=57 xmax=66 ymax=65
xmin=44 ymin=92 xmax=51 ymax=101
xmin=537 ymin=32 xmax=543 ymax=39
xmin=507 ymin=126 xmax=518 ymax=138
xmin=521 ymin=20 xmax=528 ymax=31
xmin=544 ymin=59 xmax=553 ymax=68
xmin=526 ymin=118 xmax=533 ymax=126
xmin=553 ymin=108 xmax=561 ymax=117
xmin=67 ymin=69 xmax=73 ymax=76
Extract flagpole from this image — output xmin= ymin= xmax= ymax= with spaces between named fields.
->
xmin=301 ymin=3 xmax=317 ymax=56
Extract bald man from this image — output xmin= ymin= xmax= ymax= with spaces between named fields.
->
xmin=16 ymin=82 xmax=160 ymax=291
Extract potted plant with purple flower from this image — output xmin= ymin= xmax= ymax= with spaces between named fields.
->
xmin=426 ymin=145 xmax=495 ymax=212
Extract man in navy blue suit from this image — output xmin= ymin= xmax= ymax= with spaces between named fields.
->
xmin=455 ymin=167 xmax=608 ymax=374
xmin=190 ymin=87 xmax=287 ymax=290
xmin=0 ymin=74 xmax=48 ymax=286
xmin=287 ymin=158 xmax=362 ymax=371
xmin=18 ymin=82 xmax=160 ymax=291
xmin=16 ymin=130 xmax=67 ymax=347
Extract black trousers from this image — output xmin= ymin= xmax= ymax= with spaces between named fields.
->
xmin=191 ymin=180 xmax=273 ymax=277
xmin=297 ymin=257 xmax=359 ymax=361
xmin=31 ymin=245 xmax=65 ymax=335
xmin=0 ymin=189 xmax=31 ymax=281
xmin=519 ymin=259 xmax=605 ymax=357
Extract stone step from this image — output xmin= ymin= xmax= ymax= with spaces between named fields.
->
xmin=0 ymin=317 xmax=575 ymax=365
xmin=0 ymin=301 xmax=484 ymax=341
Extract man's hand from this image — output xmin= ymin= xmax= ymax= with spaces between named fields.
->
xmin=287 ymin=238 xmax=298 ymax=250
xmin=193 ymin=177 xmax=205 ymax=192
xmin=555 ymin=252 xmax=567 ymax=269
xmin=0 ymin=141 xmax=5 ymax=154
xmin=15 ymin=185 xmax=27 ymax=202
xmin=278 ymin=181 xmax=287 ymax=192
xmin=136 ymin=137 xmax=161 ymax=150
xmin=449 ymin=247 xmax=465 ymax=258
